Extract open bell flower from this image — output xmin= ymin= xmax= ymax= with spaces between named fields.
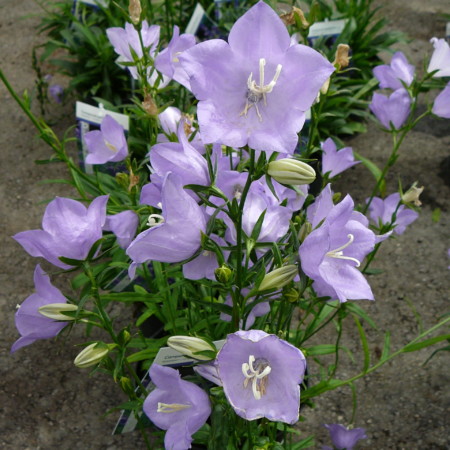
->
xmin=179 ymin=1 xmax=334 ymax=155
xmin=126 ymin=172 xmax=206 ymax=264
xmin=13 ymin=196 xmax=108 ymax=269
xmin=323 ymin=424 xmax=367 ymax=450
xmin=321 ymin=138 xmax=359 ymax=178
xmin=103 ymin=210 xmax=139 ymax=250
xmin=299 ymin=195 xmax=376 ymax=303
xmin=11 ymin=265 xmax=71 ymax=352
xmin=216 ymin=330 xmax=306 ymax=424
xmin=143 ymin=364 xmax=211 ymax=450
xmin=373 ymin=51 xmax=415 ymax=90
xmin=369 ymin=88 xmax=411 ymax=130
xmin=84 ymin=115 xmax=128 ymax=165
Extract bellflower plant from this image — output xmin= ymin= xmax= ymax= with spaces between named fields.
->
xmin=143 ymin=364 xmax=211 ymax=450
xmin=11 ymin=265 xmax=72 ymax=352
xmin=14 ymin=196 xmax=108 ymax=269
xmin=216 ymin=330 xmax=306 ymax=424
xmin=179 ymin=1 xmax=334 ymax=154
xmin=3 ymin=1 xmax=450 ymax=448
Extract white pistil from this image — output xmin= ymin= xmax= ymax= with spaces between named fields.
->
xmin=326 ymin=234 xmax=361 ymax=267
xmin=241 ymin=58 xmax=283 ymax=122
xmin=147 ymin=214 xmax=165 ymax=227
xmin=157 ymin=402 xmax=191 ymax=413
xmin=242 ymin=355 xmax=271 ymax=400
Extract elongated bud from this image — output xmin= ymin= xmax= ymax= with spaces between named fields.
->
xmin=268 ymin=159 xmax=316 ymax=185
xmin=402 ymin=183 xmax=424 ymax=207
xmin=74 ymin=342 xmax=109 ymax=368
xmin=120 ymin=376 xmax=134 ymax=396
xmin=215 ymin=264 xmax=233 ymax=284
xmin=128 ymin=0 xmax=141 ymax=25
xmin=38 ymin=303 xmax=78 ymax=321
xmin=259 ymin=265 xmax=298 ymax=291
xmin=167 ymin=336 xmax=217 ymax=361
xmin=333 ymin=44 xmax=351 ymax=70
xmin=320 ymin=77 xmax=331 ymax=95
xmin=298 ymin=222 xmax=312 ymax=243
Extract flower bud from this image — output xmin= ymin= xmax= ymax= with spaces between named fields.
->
xmin=284 ymin=288 xmax=299 ymax=303
xmin=74 ymin=342 xmax=109 ymax=368
xmin=267 ymin=159 xmax=316 ymax=185
xmin=280 ymin=7 xmax=309 ymax=28
xmin=402 ymin=183 xmax=424 ymax=207
xmin=38 ymin=303 xmax=78 ymax=321
xmin=215 ymin=264 xmax=233 ymax=284
xmin=142 ymin=94 xmax=158 ymax=117
xmin=120 ymin=376 xmax=134 ymax=396
xmin=298 ymin=222 xmax=312 ymax=243
xmin=333 ymin=44 xmax=351 ymax=70
xmin=128 ymin=0 xmax=141 ymax=25
xmin=167 ymin=336 xmax=217 ymax=361
xmin=259 ymin=265 xmax=298 ymax=291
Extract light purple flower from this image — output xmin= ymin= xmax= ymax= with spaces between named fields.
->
xmin=373 ymin=51 xmax=415 ymax=90
xmin=194 ymin=363 xmax=222 ymax=386
xmin=223 ymin=189 xmax=291 ymax=245
xmin=84 ymin=115 xmax=128 ymax=164
xmin=103 ymin=210 xmax=139 ymax=249
xmin=367 ymin=193 xmax=418 ymax=235
xmin=369 ymin=88 xmax=411 ymax=130
xmin=48 ymin=84 xmax=64 ymax=103
xmin=428 ymin=38 xmax=450 ymax=77
xmin=307 ymin=183 xmax=334 ymax=229
xmin=216 ymin=330 xmax=306 ymax=423
xmin=107 ymin=21 xmax=167 ymax=86
xmin=299 ymin=195 xmax=376 ymax=302
xmin=323 ymin=424 xmax=367 ymax=450
xmin=143 ymin=364 xmax=211 ymax=450
xmin=179 ymin=1 xmax=334 ymax=155
xmin=11 ymin=265 xmax=69 ymax=352
xmin=183 ymin=235 xmax=229 ymax=280
xmin=321 ymin=138 xmax=360 ymax=178
xmin=14 ymin=196 xmax=108 ymax=269
xmin=432 ymin=82 xmax=450 ymax=119
xmin=155 ymin=25 xmax=196 ymax=90
xmin=126 ymin=173 xmax=206 ymax=264
xmin=159 ymin=106 xmax=182 ymax=137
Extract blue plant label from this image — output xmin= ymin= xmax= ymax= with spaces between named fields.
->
xmin=308 ymin=19 xmax=347 ymax=40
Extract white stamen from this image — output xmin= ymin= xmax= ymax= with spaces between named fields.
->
xmin=242 ymin=355 xmax=271 ymax=400
xmin=157 ymin=402 xmax=191 ymax=413
xmin=147 ymin=214 xmax=165 ymax=227
xmin=240 ymin=58 xmax=283 ymax=122
xmin=157 ymin=202 xmax=163 ymax=209
xmin=326 ymin=234 xmax=361 ymax=267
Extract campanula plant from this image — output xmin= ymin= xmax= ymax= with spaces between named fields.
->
xmin=2 ymin=1 xmax=450 ymax=449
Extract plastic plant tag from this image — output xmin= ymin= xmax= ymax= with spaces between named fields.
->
xmin=185 ymin=3 xmax=206 ymax=35
xmin=113 ymin=340 xmax=225 ymax=434
xmin=446 ymin=22 xmax=450 ymax=42
xmin=308 ymin=19 xmax=347 ymax=44
xmin=75 ymin=0 xmax=108 ymax=7
xmin=75 ymin=101 xmax=129 ymax=175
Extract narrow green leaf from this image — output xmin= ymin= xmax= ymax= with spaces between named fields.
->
xmin=353 ymin=315 xmax=370 ymax=373
xmin=402 ymin=334 xmax=450 ymax=353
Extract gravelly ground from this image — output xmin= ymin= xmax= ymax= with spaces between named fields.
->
xmin=0 ymin=0 xmax=449 ymax=448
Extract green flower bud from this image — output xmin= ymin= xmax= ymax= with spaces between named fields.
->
xmin=38 ymin=303 xmax=78 ymax=321
xmin=74 ymin=342 xmax=109 ymax=369
xmin=215 ymin=264 xmax=233 ymax=284
xmin=298 ymin=221 xmax=312 ymax=243
xmin=284 ymin=288 xmax=300 ymax=303
xmin=259 ymin=265 xmax=298 ymax=291
xmin=120 ymin=376 xmax=134 ymax=396
xmin=267 ymin=159 xmax=316 ymax=185
xmin=167 ymin=336 xmax=217 ymax=361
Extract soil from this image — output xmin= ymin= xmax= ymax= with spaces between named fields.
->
xmin=0 ymin=0 xmax=449 ymax=449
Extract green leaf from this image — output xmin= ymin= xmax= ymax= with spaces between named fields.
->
xmin=353 ymin=315 xmax=370 ymax=373
xmin=402 ymin=334 xmax=450 ymax=353
xmin=344 ymin=303 xmax=378 ymax=329
xmin=432 ymin=208 xmax=441 ymax=223
xmin=305 ymin=344 xmax=337 ymax=356
xmin=380 ymin=331 xmax=391 ymax=361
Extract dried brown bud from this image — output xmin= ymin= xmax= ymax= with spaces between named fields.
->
xmin=142 ymin=94 xmax=158 ymax=117
xmin=333 ymin=44 xmax=351 ymax=70
xmin=128 ymin=0 xmax=141 ymax=25
xmin=280 ymin=7 xmax=309 ymax=28
xmin=128 ymin=168 xmax=140 ymax=192
xmin=402 ymin=183 xmax=424 ymax=207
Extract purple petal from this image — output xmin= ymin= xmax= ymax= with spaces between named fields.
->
xmin=432 ymin=82 xmax=450 ymax=119
xmin=104 ymin=210 xmax=139 ymax=249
